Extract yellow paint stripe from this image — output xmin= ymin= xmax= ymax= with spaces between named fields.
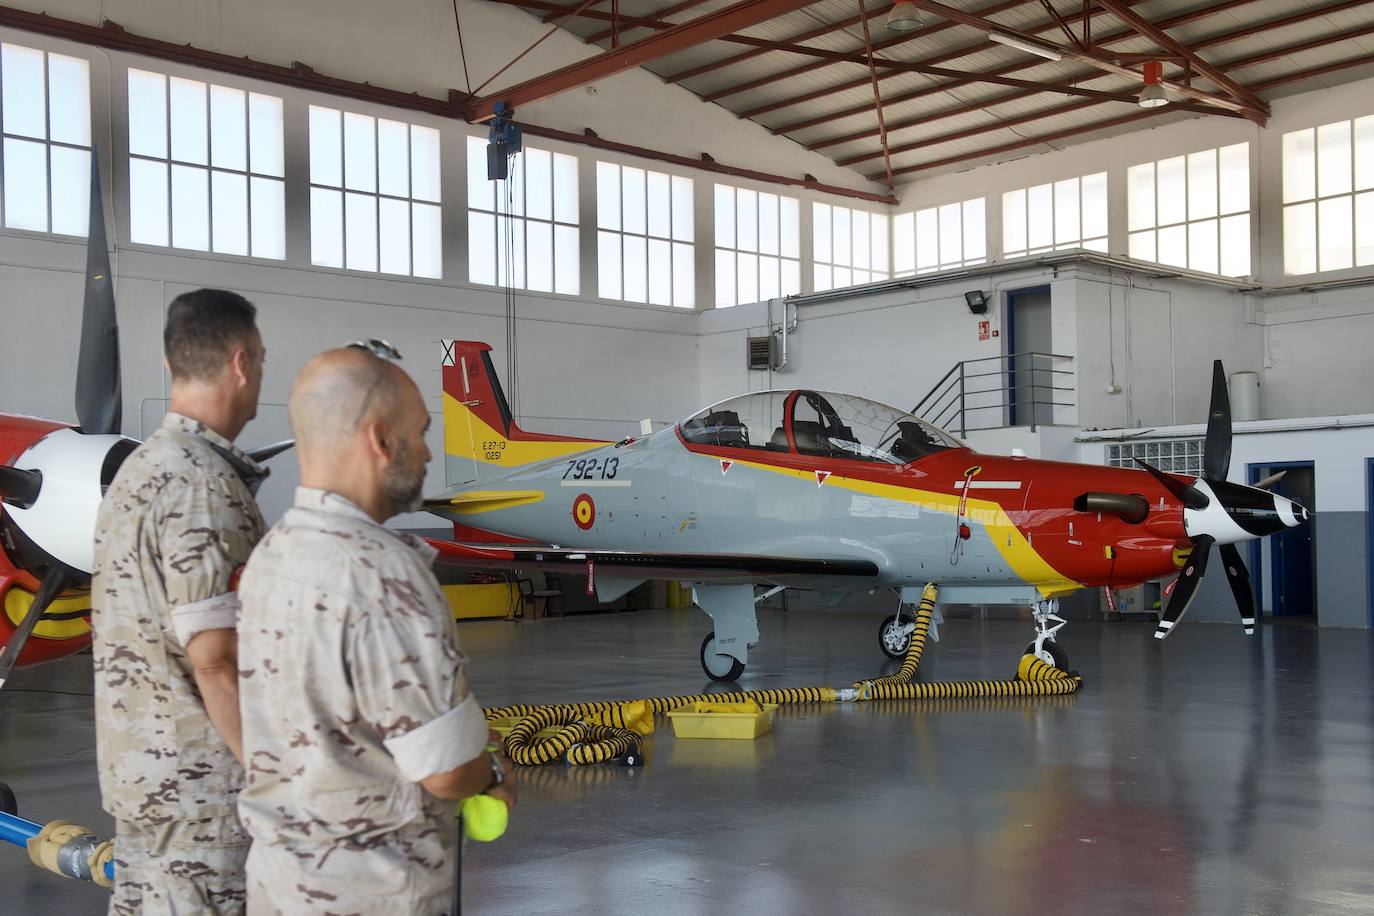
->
xmin=441 ymin=490 xmax=546 ymax=514
xmin=725 ymin=456 xmax=1080 ymax=596
xmin=443 ymin=391 xmax=607 ymax=466
xmin=5 ymin=587 xmax=91 ymax=639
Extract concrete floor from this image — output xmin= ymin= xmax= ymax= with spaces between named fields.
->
xmin=4 ymin=606 xmax=1374 ymax=915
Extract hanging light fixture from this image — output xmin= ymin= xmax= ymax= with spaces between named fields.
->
xmin=885 ymin=0 xmax=923 ymax=32
xmin=1138 ymin=60 xmax=1169 ymax=109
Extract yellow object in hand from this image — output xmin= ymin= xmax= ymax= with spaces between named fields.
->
xmin=461 ymin=794 xmax=508 ymax=842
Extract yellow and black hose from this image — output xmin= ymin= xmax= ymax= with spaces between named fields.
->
xmin=485 ymin=583 xmax=1083 ymax=766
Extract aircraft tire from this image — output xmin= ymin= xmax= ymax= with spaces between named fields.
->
xmin=700 ymin=632 xmax=745 ymax=682
xmin=0 ymin=782 xmax=15 ymax=815
xmin=1023 ymin=639 xmax=1069 ymax=671
xmin=878 ymin=615 xmax=911 ymax=660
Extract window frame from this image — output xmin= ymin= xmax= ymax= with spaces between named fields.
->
xmin=1280 ymin=116 xmax=1374 ymax=276
xmin=595 ymin=160 xmax=695 ymax=308
xmin=713 ymin=182 xmax=801 ymax=308
xmin=1001 ymin=173 xmax=1106 ymax=259
xmin=894 ymin=196 xmax=987 ymax=277
xmin=1126 ymin=143 xmax=1251 ymax=278
xmin=812 ymin=201 xmax=890 ymax=293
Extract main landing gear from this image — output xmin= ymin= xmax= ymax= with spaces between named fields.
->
xmin=695 ymin=584 xmax=758 ymax=682
xmin=878 ymin=586 xmax=941 ymax=661
xmin=876 ymin=590 xmax=1071 ymax=673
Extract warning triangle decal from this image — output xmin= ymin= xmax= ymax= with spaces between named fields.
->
xmin=720 ymin=460 xmax=733 ymax=476
xmin=815 ymin=470 xmax=831 ymax=487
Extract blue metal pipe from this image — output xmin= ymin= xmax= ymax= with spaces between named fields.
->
xmin=0 ymin=811 xmax=115 ymax=883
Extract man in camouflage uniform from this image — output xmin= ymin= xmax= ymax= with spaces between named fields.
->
xmin=92 ymin=289 xmax=269 ymax=915
xmin=237 ymin=346 xmax=514 ymax=915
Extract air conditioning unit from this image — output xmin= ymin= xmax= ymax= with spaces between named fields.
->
xmin=747 ymin=336 xmax=774 ymax=371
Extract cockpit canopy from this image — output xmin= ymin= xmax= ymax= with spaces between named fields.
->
xmin=679 ymin=390 xmax=964 ymax=465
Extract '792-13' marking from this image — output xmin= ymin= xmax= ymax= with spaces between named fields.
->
xmin=563 ymin=456 xmax=619 ymax=481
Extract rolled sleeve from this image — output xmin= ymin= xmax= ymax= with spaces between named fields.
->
xmin=158 ymin=477 xmax=256 ymax=621
xmin=169 ymin=591 xmax=240 ymax=647
xmin=383 ymin=693 xmax=489 ymax=782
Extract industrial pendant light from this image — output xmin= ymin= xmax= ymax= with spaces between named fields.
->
xmin=1138 ymin=61 xmax=1169 ymax=109
xmin=885 ymin=0 xmax=922 ymax=32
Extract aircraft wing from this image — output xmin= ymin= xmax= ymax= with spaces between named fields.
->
xmin=424 ymin=538 xmax=880 ymax=583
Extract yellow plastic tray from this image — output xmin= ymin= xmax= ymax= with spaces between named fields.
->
xmin=666 ymin=701 xmax=777 ymax=740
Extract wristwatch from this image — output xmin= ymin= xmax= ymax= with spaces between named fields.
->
xmin=484 ymin=742 xmax=506 ymax=792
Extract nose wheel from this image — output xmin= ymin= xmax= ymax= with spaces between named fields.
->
xmin=700 ymin=632 xmax=745 ymax=682
xmin=879 ymin=615 xmax=913 ymax=660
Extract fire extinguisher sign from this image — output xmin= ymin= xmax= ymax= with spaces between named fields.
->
xmin=978 ymin=320 xmax=990 ymax=341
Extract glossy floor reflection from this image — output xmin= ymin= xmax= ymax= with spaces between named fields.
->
xmin=4 ymin=607 xmax=1374 ymax=915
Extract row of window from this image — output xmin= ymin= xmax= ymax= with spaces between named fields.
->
xmin=6 ymin=40 xmax=1374 ymax=302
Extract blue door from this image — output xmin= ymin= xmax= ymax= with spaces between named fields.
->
xmin=1249 ymin=462 xmax=1317 ymax=619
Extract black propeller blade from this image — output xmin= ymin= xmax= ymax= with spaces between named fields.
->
xmin=1203 ymin=359 xmax=1231 ymax=481
xmin=246 ymin=439 xmax=296 ymax=464
xmin=1218 ymin=543 xmax=1257 ymax=635
xmin=0 ymin=566 xmax=73 ymax=690
xmin=0 ymin=466 xmax=41 ymax=509
xmin=74 ymin=150 xmax=121 ymax=436
xmin=1253 ymin=470 xmax=1287 ymax=491
xmin=1134 ymin=458 xmax=1209 ymax=510
xmin=1154 ymin=534 xmax=1214 ymax=640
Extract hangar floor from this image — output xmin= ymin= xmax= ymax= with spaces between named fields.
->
xmin=3 ymin=607 xmax=1373 ymax=915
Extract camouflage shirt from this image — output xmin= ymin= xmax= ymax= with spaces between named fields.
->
xmin=236 ymin=488 xmax=488 ymax=911
xmin=92 ymin=412 xmax=268 ymax=824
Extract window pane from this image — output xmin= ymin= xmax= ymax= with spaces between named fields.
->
xmin=168 ymin=77 xmax=207 ymax=165
xmin=833 ymin=266 xmax=851 ymax=288
xmin=211 ymin=169 xmax=248 ymax=255
xmin=1219 ymin=212 xmax=1249 ymax=277
xmin=525 ymin=148 xmax=552 ymax=222
xmin=736 ymin=252 xmax=758 ymax=306
xmin=715 ymin=248 xmax=736 ymax=307
xmin=555 ymin=223 xmax=579 ymax=294
xmin=737 ymin=188 xmax=758 ymax=252
xmin=3 ymin=44 xmax=46 ymax=139
xmin=410 ymin=125 xmax=440 ymax=203
xmin=781 ymin=257 xmax=800 ymax=296
xmin=813 ymin=203 xmax=831 ymax=262
xmin=466 ymin=136 xmax=494 ymax=211
xmin=377 ymin=118 xmax=409 ymax=198
xmin=780 ymin=196 xmax=799 ymax=258
xmin=671 ymin=175 xmax=693 ymax=242
xmin=250 ymin=176 xmax=285 ymax=259
xmin=915 ymin=207 xmax=938 ymax=269
xmin=672 ymin=241 xmax=694 ymax=307
xmin=344 ymin=191 xmax=377 ymax=271
xmin=714 ymin=184 xmax=734 ymax=249
xmin=248 ymin=93 xmax=284 ymax=177
xmin=854 ymin=209 xmax=873 ymax=269
xmin=647 ymin=170 xmax=670 ymax=239
xmin=1084 ymin=236 xmax=1108 ymax=253
xmin=310 ymin=186 xmax=343 ymax=267
xmin=1188 ymin=218 xmax=1217 ymax=274
xmin=759 ymin=254 xmax=779 ymax=300
xmin=832 ymin=206 xmax=851 ymax=266
xmin=894 ymin=211 xmax=915 ymax=272
xmin=378 ymin=197 xmax=410 ymax=275
xmin=1282 ymin=129 xmax=1315 ymax=204
xmin=938 ymin=202 xmax=961 ymax=264
xmin=128 ymin=69 xmax=168 ymax=159
xmin=1283 ymin=202 xmax=1316 ymax=274
xmin=1127 ymin=163 xmax=1154 ymax=231
xmin=342 ymin=113 xmax=376 ymax=194
xmin=553 ymin=153 xmax=578 ymax=224
xmin=1157 ymin=223 xmax=1187 ymax=267
xmin=1128 ymin=229 xmax=1155 ymax=262
xmin=47 ymin=53 xmax=90 ymax=147
xmin=171 ymin=164 xmax=209 ymax=250
xmin=49 ymin=145 xmax=89 ymax=236
xmin=1318 ymin=195 xmax=1353 ymax=272
xmin=622 ymin=234 xmax=647 ymax=302
xmin=412 ymin=202 xmax=442 ymax=279
xmin=527 ymin=218 xmax=553 ymax=292
xmin=813 ymin=263 xmax=831 ymax=292
xmin=210 ymin=85 xmax=246 ymax=171
xmin=872 ymin=213 xmax=889 ymax=273
xmin=129 ymin=157 xmax=169 ymax=245
xmin=1187 ymin=149 xmax=1217 ymax=221
xmin=596 ymin=162 xmax=619 ymax=230
xmin=3 ymin=138 xmax=47 ymax=230
xmin=648 ymin=238 xmax=672 ymax=305
xmin=1081 ymin=173 xmax=1107 ymax=239
xmin=1002 ymin=189 xmax=1026 ymax=254
xmin=1355 ymin=191 xmax=1374 ymax=266
xmin=1218 ymin=144 xmax=1248 ymax=216
xmin=496 ymin=211 xmax=524 ymax=287
xmin=309 ymin=106 xmax=342 ymax=187
xmin=597 ymin=229 xmax=621 ymax=298
xmin=1027 ymin=184 xmax=1052 ymax=249
xmin=622 ymin=166 xmax=645 ymax=235
xmin=468 ymin=210 xmax=496 ymax=285
xmin=1356 ymin=117 xmax=1374 ymax=192
xmin=759 ymin=193 xmax=779 ymax=255
xmin=1053 ymin=179 xmax=1080 ymax=245
xmin=1317 ymin=120 xmax=1353 ymax=199
xmin=1157 ymin=155 xmax=1186 ymax=225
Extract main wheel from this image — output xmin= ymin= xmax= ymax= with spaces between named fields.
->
xmin=1023 ymin=639 xmax=1069 ymax=671
xmin=700 ymin=632 xmax=745 ymax=682
xmin=0 ymin=782 xmax=16 ymax=815
xmin=879 ymin=615 xmax=912 ymax=660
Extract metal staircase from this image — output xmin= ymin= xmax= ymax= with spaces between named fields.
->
xmin=912 ymin=352 xmax=1075 ymax=437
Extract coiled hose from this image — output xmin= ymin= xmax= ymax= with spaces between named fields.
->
xmin=487 ymin=583 xmax=1082 ymax=766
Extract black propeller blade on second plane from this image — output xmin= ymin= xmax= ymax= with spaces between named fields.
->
xmin=74 ymin=149 xmax=121 ymax=437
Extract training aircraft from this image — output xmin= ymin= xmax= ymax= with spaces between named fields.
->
xmin=423 ymin=340 xmax=1309 ymax=681
xmin=0 ymin=154 xmax=290 ymax=688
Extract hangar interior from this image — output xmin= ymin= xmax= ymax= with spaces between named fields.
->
xmin=3 ymin=0 xmax=1374 ymax=912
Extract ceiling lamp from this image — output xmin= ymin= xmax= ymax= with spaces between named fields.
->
xmin=1138 ymin=60 xmax=1169 ymax=108
xmin=886 ymin=0 xmax=923 ymax=32
xmin=988 ymin=31 xmax=1062 ymax=61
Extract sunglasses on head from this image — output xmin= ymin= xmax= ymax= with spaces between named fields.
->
xmin=346 ymin=338 xmax=403 ymax=361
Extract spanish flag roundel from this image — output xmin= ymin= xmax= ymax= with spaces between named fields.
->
xmin=573 ymin=493 xmax=596 ymax=530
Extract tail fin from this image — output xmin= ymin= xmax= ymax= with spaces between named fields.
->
xmin=441 ymin=341 xmax=606 ymax=487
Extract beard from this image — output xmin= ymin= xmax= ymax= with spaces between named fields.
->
xmin=382 ymin=437 xmax=427 ymax=516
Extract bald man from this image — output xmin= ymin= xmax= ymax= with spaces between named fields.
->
xmin=235 ymin=348 xmax=514 ymax=915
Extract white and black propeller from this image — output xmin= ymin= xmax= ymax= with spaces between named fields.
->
xmin=1135 ymin=360 xmax=1309 ymax=640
